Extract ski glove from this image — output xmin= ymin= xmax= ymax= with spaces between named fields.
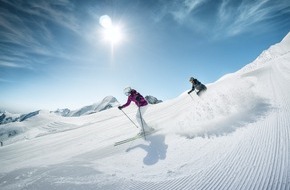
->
xmin=118 ymin=106 xmax=123 ymax=110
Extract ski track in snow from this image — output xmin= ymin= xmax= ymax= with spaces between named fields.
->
xmin=0 ymin=36 xmax=290 ymax=189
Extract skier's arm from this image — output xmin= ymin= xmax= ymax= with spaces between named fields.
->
xmin=120 ymin=96 xmax=132 ymax=108
xmin=188 ymin=85 xmax=195 ymax=94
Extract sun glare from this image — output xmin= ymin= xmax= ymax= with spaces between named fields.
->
xmin=99 ymin=15 xmax=123 ymax=45
xmin=103 ymin=26 xmax=122 ymax=44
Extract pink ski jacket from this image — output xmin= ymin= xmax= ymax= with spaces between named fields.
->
xmin=120 ymin=89 xmax=148 ymax=108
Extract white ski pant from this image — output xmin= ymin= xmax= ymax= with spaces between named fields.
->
xmin=136 ymin=105 xmax=150 ymax=132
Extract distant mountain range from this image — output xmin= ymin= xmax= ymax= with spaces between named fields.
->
xmin=0 ymin=95 xmax=162 ymax=125
xmin=53 ymin=96 xmax=119 ymax=117
xmin=0 ymin=110 xmax=39 ymax=125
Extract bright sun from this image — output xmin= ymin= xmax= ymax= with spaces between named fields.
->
xmin=99 ymin=15 xmax=123 ymax=45
xmin=103 ymin=26 xmax=122 ymax=44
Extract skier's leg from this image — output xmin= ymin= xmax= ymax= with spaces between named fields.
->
xmin=197 ymin=85 xmax=207 ymax=96
xmin=136 ymin=106 xmax=151 ymax=132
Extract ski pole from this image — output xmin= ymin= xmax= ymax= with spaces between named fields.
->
xmin=189 ymin=93 xmax=195 ymax=101
xmin=120 ymin=109 xmax=139 ymax=128
xmin=138 ymin=107 xmax=146 ymax=140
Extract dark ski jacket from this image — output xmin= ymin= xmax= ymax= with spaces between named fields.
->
xmin=188 ymin=79 xmax=206 ymax=94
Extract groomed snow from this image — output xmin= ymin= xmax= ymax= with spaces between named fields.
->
xmin=0 ymin=32 xmax=289 ymax=189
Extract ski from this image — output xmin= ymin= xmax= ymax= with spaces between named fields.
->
xmin=114 ymin=130 xmax=157 ymax=146
xmin=114 ymin=135 xmax=143 ymax=146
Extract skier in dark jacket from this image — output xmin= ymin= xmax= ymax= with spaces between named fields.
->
xmin=118 ymin=87 xmax=154 ymax=135
xmin=188 ymin=77 xmax=207 ymax=96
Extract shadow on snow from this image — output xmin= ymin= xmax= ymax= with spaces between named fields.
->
xmin=126 ymin=134 xmax=168 ymax=166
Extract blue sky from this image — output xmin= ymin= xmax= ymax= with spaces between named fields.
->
xmin=1 ymin=0 xmax=290 ymax=113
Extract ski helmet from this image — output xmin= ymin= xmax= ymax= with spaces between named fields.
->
xmin=124 ymin=87 xmax=132 ymax=96
xmin=189 ymin=77 xmax=194 ymax=82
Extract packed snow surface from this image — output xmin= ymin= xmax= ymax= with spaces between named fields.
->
xmin=0 ymin=33 xmax=290 ymax=189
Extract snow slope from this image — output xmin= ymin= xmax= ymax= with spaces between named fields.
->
xmin=0 ymin=32 xmax=289 ymax=189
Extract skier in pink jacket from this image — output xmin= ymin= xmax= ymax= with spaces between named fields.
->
xmin=118 ymin=87 xmax=154 ymax=135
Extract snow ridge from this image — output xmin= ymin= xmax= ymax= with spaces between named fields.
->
xmin=238 ymin=32 xmax=290 ymax=74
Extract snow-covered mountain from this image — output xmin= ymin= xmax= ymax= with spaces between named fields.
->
xmin=0 ymin=111 xmax=19 ymax=125
xmin=0 ymin=32 xmax=289 ymax=190
xmin=0 ymin=110 xmax=39 ymax=125
xmin=145 ymin=95 xmax=163 ymax=104
xmin=54 ymin=96 xmax=119 ymax=117
xmin=0 ymin=96 xmax=119 ymax=125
